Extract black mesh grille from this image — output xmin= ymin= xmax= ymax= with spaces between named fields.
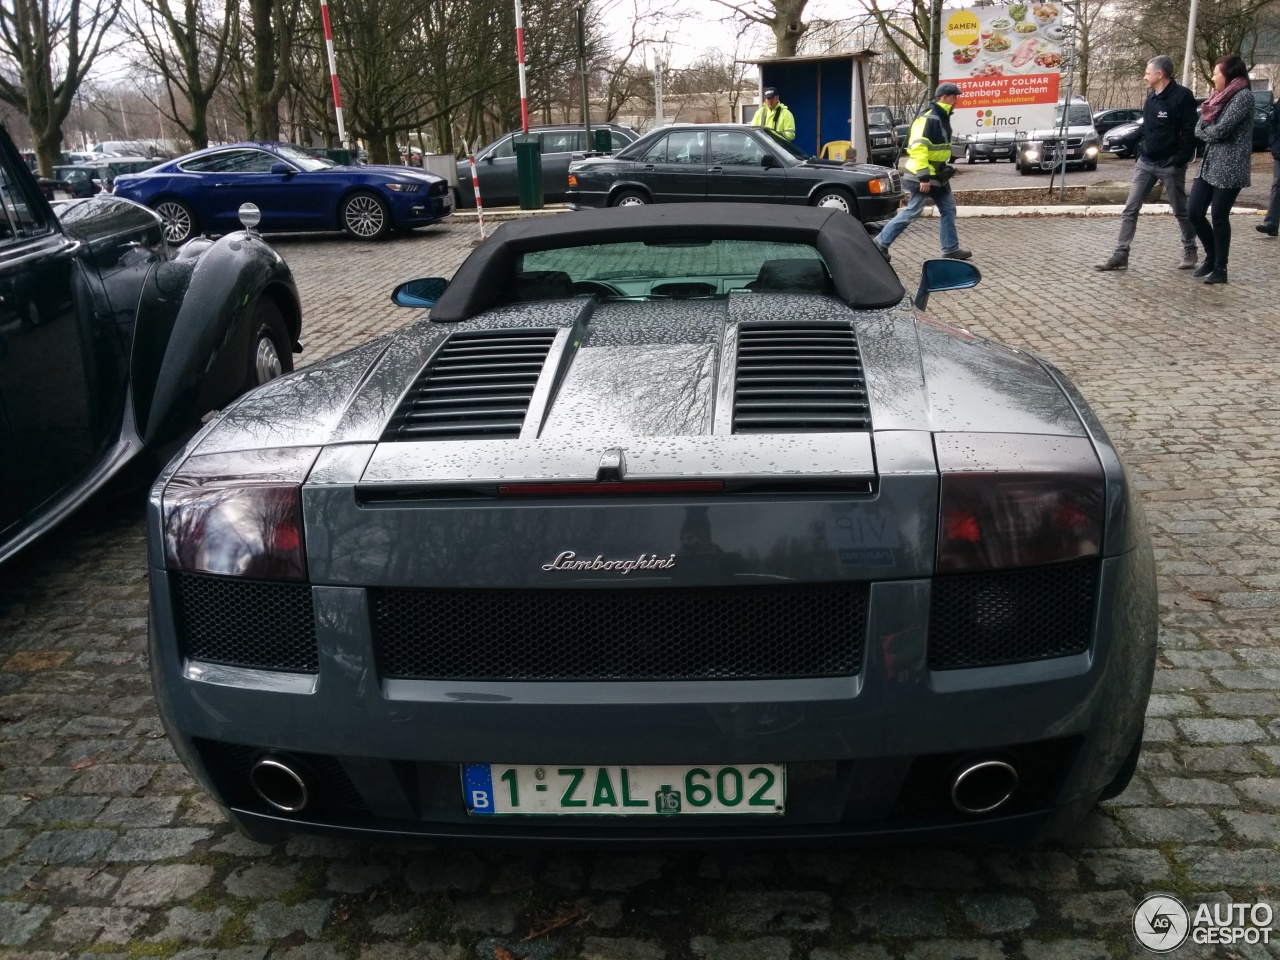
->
xmin=193 ymin=739 xmax=369 ymax=816
xmin=371 ymin=583 xmax=867 ymax=680
xmin=927 ymin=559 xmax=1097 ymax=670
xmin=381 ymin=329 xmax=557 ymax=441
xmin=733 ymin=321 xmax=870 ymax=433
xmin=172 ymin=573 xmax=318 ymax=673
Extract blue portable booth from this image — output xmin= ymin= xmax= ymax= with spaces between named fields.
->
xmin=745 ymin=52 xmax=879 ymax=163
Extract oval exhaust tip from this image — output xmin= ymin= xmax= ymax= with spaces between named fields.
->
xmin=951 ymin=759 xmax=1018 ymax=815
xmin=250 ymin=756 xmax=309 ymax=813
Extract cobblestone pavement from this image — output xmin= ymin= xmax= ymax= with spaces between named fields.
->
xmin=2 ymin=212 xmax=1279 ymax=960
xmin=938 ymin=152 xmax=1275 ymax=208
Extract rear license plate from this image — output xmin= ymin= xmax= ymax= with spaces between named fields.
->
xmin=462 ymin=763 xmax=785 ymax=815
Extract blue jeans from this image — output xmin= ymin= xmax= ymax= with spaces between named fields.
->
xmin=876 ymin=179 xmax=960 ymax=253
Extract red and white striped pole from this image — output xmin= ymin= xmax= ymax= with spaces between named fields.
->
xmin=318 ymin=0 xmax=348 ymax=147
xmin=514 ymin=0 xmax=529 ymax=133
xmin=468 ymin=149 xmax=488 ymax=240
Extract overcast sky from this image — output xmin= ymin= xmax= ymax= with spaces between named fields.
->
xmin=598 ymin=0 xmax=854 ymax=68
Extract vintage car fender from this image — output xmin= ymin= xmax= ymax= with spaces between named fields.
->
xmin=139 ymin=233 xmax=300 ymax=446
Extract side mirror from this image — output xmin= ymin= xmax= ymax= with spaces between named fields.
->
xmin=391 ymin=277 xmax=449 ymax=308
xmin=761 ymin=153 xmax=780 ymax=169
xmin=915 ymin=259 xmax=981 ymax=310
xmin=483 ymin=155 xmax=495 ymax=164
xmin=271 ymin=162 xmax=293 ymax=175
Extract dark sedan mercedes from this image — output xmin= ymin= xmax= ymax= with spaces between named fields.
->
xmin=566 ymin=124 xmax=903 ymax=223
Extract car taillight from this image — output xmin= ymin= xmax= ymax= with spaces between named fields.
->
xmin=162 ymin=448 xmax=319 ymax=582
xmin=936 ymin=434 xmax=1103 ymax=573
xmin=567 ymin=173 xmax=578 ymax=187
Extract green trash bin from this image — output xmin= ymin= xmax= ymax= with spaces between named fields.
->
xmin=513 ymin=134 xmax=543 ymax=210
xmin=592 ymin=128 xmax=612 ymax=153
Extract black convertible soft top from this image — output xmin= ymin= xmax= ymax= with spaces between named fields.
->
xmin=429 ymin=203 xmax=905 ymax=322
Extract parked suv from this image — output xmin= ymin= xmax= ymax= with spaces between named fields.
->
xmin=1016 ymin=99 xmax=1101 ymax=174
xmin=866 ymin=104 xmax=899 ymax=165
xmin=454 ymin=123 xmax=639 ymax=208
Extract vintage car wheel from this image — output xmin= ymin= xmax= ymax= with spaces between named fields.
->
xmin=244 ymin=297 xmax=294 ymax=391
xmin=341 ymin=191 xmax=391 ymax=240
xmin=611 ymin=190 xmax=649 ymax=207
xmin=966 ymin=146 xmax=976 ymax=164
xmin=811 ymin=188 xmax=855 ymax=215
xmin=154 ymin=200 xmax=198 ymax=245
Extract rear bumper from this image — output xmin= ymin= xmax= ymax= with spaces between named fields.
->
xmin=148 ymin=541 xmax=1155 ymax=845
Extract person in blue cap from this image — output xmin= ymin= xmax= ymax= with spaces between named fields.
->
xmin=751 ymin=88 xmax=796 ymax=141
xmin=874 ymin=82 xmax=971 ymax=262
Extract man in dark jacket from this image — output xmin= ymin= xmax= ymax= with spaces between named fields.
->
xmin=1096 ymin=55 xmax=1200 ymax=270
xmin=1258 ymin=98 xmax=1280 ymax=237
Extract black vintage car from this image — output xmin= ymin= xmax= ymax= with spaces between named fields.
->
xmin=0 ymin=122 xmax=303 ymax=564
xmin=567 ymin=124 xmax=903 ymax=223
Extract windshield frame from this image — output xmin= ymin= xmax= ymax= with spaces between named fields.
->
xmin=756 ymin=127 xmax=810 ymax=162
xmin=273 ymin=142 xmax=337 ymax=171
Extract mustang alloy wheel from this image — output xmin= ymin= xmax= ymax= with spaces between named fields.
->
xmin=154 ymin=200 xmax=197 ymax=245
xmin=341 ymin=192 xmax=391 ymax=240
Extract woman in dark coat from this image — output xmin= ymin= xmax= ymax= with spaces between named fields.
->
xmin=1189 ymin=53 xmax=1256 ymax=284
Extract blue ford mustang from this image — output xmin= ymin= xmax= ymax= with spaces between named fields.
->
xmin=112 ymin=141 xmax=454 ymax=243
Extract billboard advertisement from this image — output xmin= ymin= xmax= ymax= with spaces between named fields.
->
xmin=941 ymin=3 xmax=1065 ymax=138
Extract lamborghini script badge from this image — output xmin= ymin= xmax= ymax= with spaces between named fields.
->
xmin=542 ymin=551 xmax=676 ymax=575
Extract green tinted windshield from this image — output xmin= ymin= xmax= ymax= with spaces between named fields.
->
xmin=519 ymin=239 xmax=828 ymax=298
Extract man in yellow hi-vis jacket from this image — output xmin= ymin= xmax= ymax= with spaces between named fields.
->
xmin=874 ymin=83 xmax=971 ymax=261
xmin=751 ymin=88 xmax=796 ymax=141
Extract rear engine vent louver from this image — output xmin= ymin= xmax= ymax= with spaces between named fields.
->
xmin=733 ymin=321 xmax=870 ymax=433
xmin=382 ymin=328 xmax=557 ymax=441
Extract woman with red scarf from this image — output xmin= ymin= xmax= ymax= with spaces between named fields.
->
xmin=1189 ymin=54 xmax=1256 ymax=284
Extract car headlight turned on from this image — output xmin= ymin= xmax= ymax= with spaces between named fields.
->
xmin=868 ymin=177 xmax=893 ymax=194
xmin=1085 ymin=145 xmax=1099 ymax=157
xmin=936 ymin=434 xmax=1103 ymax=573
xmin=162 ymin=448 xmax=319 ymax=582
xmin=385 ymin=183 xmax=420 ymax=192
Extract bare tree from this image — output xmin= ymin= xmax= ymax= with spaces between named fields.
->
xmin=852 ymin=0 xmax=931 ymax=84
xmin=711 ymin=0 xmax=810 ymax=57
xmin=0 ymin=0 xmax=122 ymax=173
xmin=126 ymin=0 xmax=239 ymax=149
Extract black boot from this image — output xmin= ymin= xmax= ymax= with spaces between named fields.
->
xmin=1203 ymin=268 xmax=1228 ymax=285
xmin=1192 ymin=261 xmax=1214 ymax=278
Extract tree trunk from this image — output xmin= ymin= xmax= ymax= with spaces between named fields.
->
xmin=770 ymin=0 xmax=809 ymax=56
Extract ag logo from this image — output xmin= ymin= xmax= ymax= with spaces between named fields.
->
xmin=1133 ymin=894 xmax=1190 ymax=952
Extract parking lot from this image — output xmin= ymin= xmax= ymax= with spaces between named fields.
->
xmin=2 ymin=209 xmax=1279 ymax=959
